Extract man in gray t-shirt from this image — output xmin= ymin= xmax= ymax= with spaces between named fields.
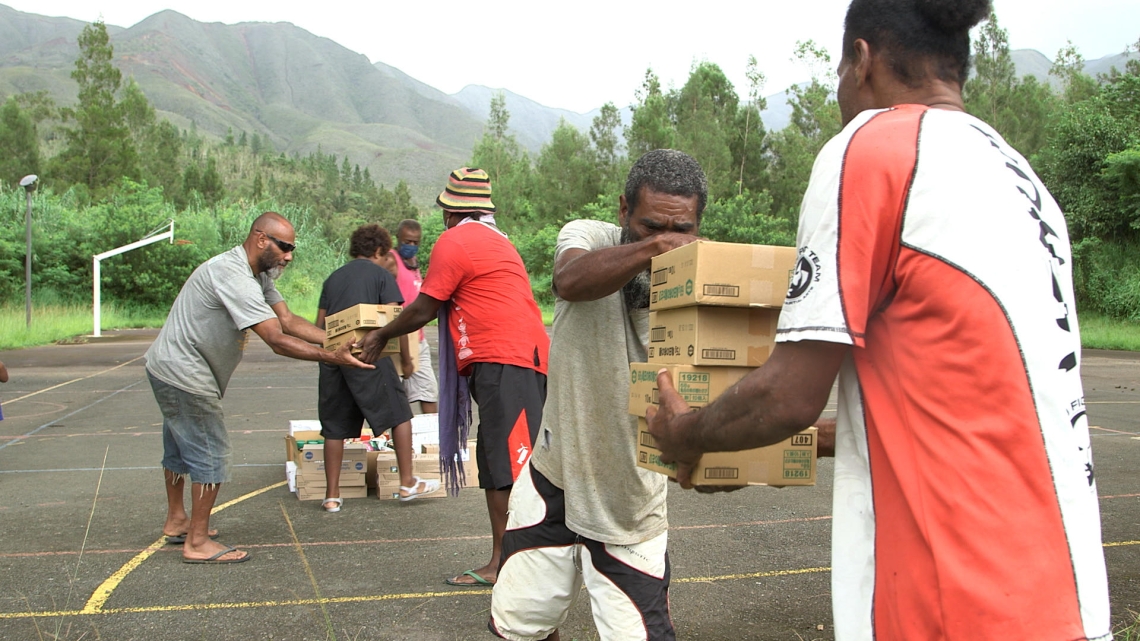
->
xmin=489 ymin=151 xmax=706 ymax=641
xmin=145 ymin=212 xmax=371 ymax=565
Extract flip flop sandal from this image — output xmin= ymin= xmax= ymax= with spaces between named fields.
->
xmin=165 ymin=530 xmax=220 ymax=544
xmin=399 ymin=476 xmax=441 ymax=502
xmin=322 ymin=497 xmax=344 ymax=512
xmin=182 ymin=545 xmax=250 ymax=564
xmin=444 ymin=569 xmax=494 ymax=586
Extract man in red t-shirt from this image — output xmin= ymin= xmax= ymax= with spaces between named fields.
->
xmin=360 ymin=168 xmax=549 ymax=587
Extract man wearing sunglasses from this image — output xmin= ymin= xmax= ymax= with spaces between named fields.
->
xmin=145 ymin=211 xmax=374 ymax=565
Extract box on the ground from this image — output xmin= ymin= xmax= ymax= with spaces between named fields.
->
xmin=324 ymin=303 xmax=402 ymax=339
xmin=287 ymin=431 xmax=367 ymax=475
xmin=296 ymin=484 xmax=367 ymax=501
xmin=628 ymin=363 xmax=755 ymax=417
xmin=635 ymin=419 xmax=816 ymax=486
xmin=296 ymin=467 xmax=365 ymax=488
xmin=411 ymin=413 xmax=439 ymax=451
xmin=648 ymin=306 xmax=780 ymax=367
xmin=649 ymin=241 xmax=797 ymax=311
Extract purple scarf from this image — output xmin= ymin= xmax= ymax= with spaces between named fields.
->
xmin=436 ymin=302 xmax=471 ymax=495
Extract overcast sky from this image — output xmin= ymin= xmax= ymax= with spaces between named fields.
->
xmin=5 ymin=0 xmax=1139 ymax=113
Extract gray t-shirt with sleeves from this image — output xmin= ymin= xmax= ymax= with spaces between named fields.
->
xmin=529 ymin=219 xmax=667 ymax=545
xmin=145 ymin=245 xmax=283 ymax=398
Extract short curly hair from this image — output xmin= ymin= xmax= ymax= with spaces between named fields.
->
xmin=624 ymin=149 xmax=708 ymax=220
xmin=349 ymin=224 xmax=393 ymax=259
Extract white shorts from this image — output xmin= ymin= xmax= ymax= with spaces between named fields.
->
xmin=403 ymin=336 xmax=438 ymax=403
xmin=489 ymin=463 xmax=674 ymax=641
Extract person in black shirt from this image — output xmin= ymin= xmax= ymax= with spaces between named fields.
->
xmin=315 ymin=224 xmax=441 ymax=511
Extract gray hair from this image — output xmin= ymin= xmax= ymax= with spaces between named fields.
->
xmin=624 ymin=149 xmax=708 ymax=220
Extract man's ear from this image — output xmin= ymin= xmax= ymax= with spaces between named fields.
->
xmin=618 ymin=193 xmax=630 ymax=226
xmin=852 ymin=38 xmax=873 ymax=87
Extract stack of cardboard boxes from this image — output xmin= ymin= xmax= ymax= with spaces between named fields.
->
xmin=285 ymin=424 xmax=368 ymax=501
xmin=630 ymin=240 xmax=818 ymax=487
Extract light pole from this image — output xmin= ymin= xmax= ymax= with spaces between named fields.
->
xmin=20 ymin=174 xmax=38 ymax=329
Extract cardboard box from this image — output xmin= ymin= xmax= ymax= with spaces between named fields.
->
xmin=290 ymin=437 xmax=367 ymax=476
xmin=649 ymin=241 xmax=797 ymax=311
xmin=296 ymin=484 xmax=367 ymax=501
xmin=636 ymin=420 xmax=816 ymax=486
xmin=324 ymin=303 xmax=402 ymax=339
xmin=628 ymin=363 xmax=754 ymax=417
xmin=647 ymin=306 xmax=780 ymax=367
xmin=323 ymin=328 xmax=402 ymax=355
xmin=389 ymin=331 xmax=420 ymax=376
xmin=296 ymin=468 xmax=366 ymax=488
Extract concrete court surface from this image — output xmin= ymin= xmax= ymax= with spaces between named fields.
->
xmin=0 ymin=327 xmax=1136 ymax=641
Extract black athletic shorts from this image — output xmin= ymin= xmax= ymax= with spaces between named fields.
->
xmin=318 ymin=359 xmax=414 ymax=440
xmin=468 ymin=362 xmax=547 ymax=491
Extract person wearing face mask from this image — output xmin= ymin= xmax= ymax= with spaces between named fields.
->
xmin=144 ymin=212 xmax=372 ymax=565
xmin=392 ymin=219 xmax=439 ymax=414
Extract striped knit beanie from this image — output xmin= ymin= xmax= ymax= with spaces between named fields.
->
xmin=436 ymin=167 xmax=496 ymax=214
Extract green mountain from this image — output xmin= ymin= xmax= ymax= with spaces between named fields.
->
xmin=0 ymin=4 xmax=484 ymax=203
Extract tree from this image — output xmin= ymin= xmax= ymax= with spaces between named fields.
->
xmin=735 ymin=55 xmax=768 ymax=195
xmin=470 ymin=94 xmax=534 ymax=232
xmin=0 ymin=97 xmax=41 ymax=185
xmin=625 ymin=69 xmax=675 ymax=158
xmin=964 ymin=12 xmax=1055 ymax=157
xmin=764 ymin=41 xmax=841 ymax=223
xmin=51 ymin=20 xmax=138 ymax=193
xmin=674 ymin=61 xmax=739 ymax=198
xmin=589 ymin=102 xmax=624 ymax=192
xmin=1050 ymin=42 xmax=1099 ymax=104
xmin=534 ymin=119 xmax=602 ymax=225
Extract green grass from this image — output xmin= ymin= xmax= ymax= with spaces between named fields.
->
xmin=0 ymin=302 xmax=168 ymax=350
xmin=1116 ymin=610 xmax=1140 ymax=641
xmin=1078 ymin=312 xmax=1140 ymax=351
xmin=3 ymin=303 xmax=1122 ymax=352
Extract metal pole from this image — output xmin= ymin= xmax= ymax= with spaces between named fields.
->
xmin=25 ymin=189 xmax=32 ymax=329
xmin=93 ymin=258 xmax=101 ymax=338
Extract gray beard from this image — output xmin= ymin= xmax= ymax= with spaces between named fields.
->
xmin=619 ymin=224 xmax=650 ymax=310
xmin=622 ymin=269 xmax=651 ymax=311
xmin=266 ymin=266 xmax=285 ymax=281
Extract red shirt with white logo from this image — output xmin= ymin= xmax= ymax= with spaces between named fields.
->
xmin=420 ymin=221 xmax=549 ymax=376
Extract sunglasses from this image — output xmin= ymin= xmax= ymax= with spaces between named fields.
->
xmin=256 ymin=229 xmax=296 ymax=253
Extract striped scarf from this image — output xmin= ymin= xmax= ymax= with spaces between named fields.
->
xmin=436 ymin=302 xmax=471 ymax=495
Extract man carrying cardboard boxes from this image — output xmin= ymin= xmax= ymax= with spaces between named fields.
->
xmin=487 ymin=150 xmax=706 ymax=641
xmin=145 ymin=212 xmax=373 ymax=565
xmin=315 ymin=224 xmax=440 ymax=512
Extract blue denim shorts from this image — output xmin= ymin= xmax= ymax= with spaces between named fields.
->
xmin=148 ymin=371 xmax=232 ymax=485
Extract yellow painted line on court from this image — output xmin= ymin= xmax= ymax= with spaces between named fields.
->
xmin=674 ymin=566 xmax=831 ymax=584
xmin=1104 ymin=540 xmax=1140 ymax=548
xmin=281 ymin=501 xmax=336 ymax=633
xmin=0 ymin=590 xmax=492 ymax=619
xmin=81 ymin=481 xmax=287 ymax=613
xmin=8 ymin=538 xmax=1140 ymax=620
xmin=3 ymin=355 xmax=145 ymax=406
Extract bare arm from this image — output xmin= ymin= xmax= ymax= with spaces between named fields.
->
xmin=553 ymin=232 xmax=698 ymax=302
xmin=250 ymin=313 xmax=374 ymax=369
xmin=358 ymin=293 xmax=444 ymax=363
xmin=647 ymin=339 xmax=848 ymax=488
xmin=272 ymin=301 xmax=325 ymax=345
xmin=0 ymin=360 xmax=7 ymax=383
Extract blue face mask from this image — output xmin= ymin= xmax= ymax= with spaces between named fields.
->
xmin=396 ymin=243 xmax=419 ymax=260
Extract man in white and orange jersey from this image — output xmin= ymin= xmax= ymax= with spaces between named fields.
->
xmin=647 ymin=0 xmax=1112 ymax=639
